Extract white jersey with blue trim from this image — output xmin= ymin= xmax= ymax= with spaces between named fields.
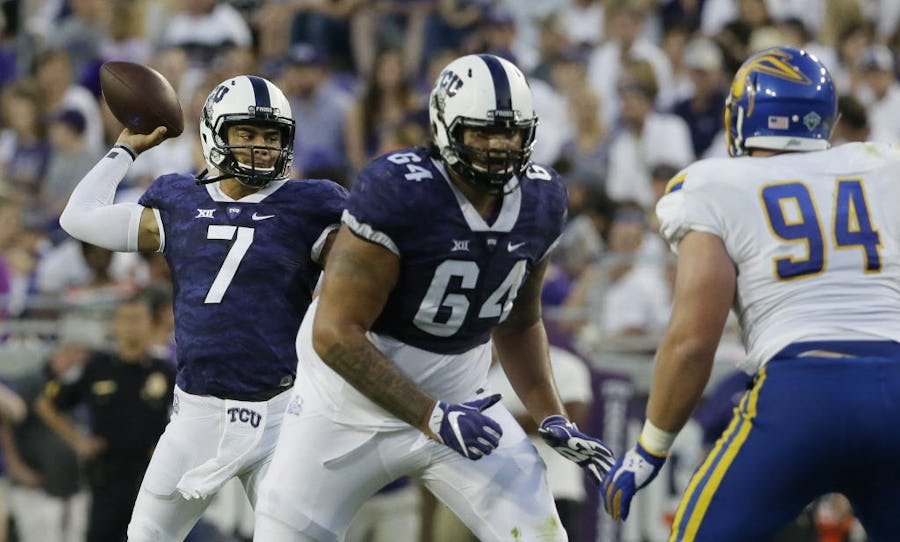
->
xmin=656 ymin=142 xmax=900 ymax=374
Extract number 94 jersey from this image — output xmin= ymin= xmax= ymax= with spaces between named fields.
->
xmin=656 ymin=142 xmax=900 ymax=374
xmin=344 ymin=146 xmax=568 ymax=354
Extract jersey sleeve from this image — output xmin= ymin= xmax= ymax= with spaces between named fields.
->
xmin=343 ymin=154 xmax=424 ymax=256
xmin=654 ymin=161 xmax=729 ymax=252
xmin=303 ymin=180 xmax=349 ymax=264
xmin=137 ymin=173 xmax=183 ymax=210
xmin=532 ymin=164 xmax=569 ymax=260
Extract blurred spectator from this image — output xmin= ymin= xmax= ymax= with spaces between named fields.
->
xmin=605 ymin=60 xmax=694 ymax=208
xmin=714 ymin=0 xmax=773 ymax=74
xmin=3 ymin=338 xmax=90 ymax=542
xmin=423 ymin=0 xmax=486 ymax=65
xmin=0 ymin=80 xmax=51 ymax=207
xmin=206 ymin=45 xmax=259 ymax=84
xmin=0 ymin=380 xmax=25 ymax=425
xmin=555 ymin=84 xmax=610 ymax=192
xmin=139 ymin=282 xmax=176 ymax=364
xmin=35 ymin=240 xmax=143 ymax=306
xmin=466 ymin=6 xmax=538 ymax=74
xmin=672 ymin=38 xmax=727 ymax=158
xmin=817 ymin=0 xmax=867 ymax=52
xmin=36 ymin=295 xmax=176 ymax=542
xmin=855 ymin=44 xmax=900 ymax=143
xmin=44 ymin=0 xmax=110 ymax=81
xmin=825 ymin=21 xmax=873 ymax=95
xmin=160 ymin=0 xmax=252 ymax=68
xmin=0 ymin=379 xmax=26 ymax=542
xmin=587 ymin=1 xmax=675 ymax=127
xmin=551 ymin=187 xmax=618 ymax=348
xmin=279 ymin=43 xmax=352 ymax=185
xmin=32 ymin=49 xmax=103 ymax=154
xmin=282 ymin=0 xmax=362 ymax=73
xmin=558 ymin=0 xmax=606 ymax=50
xmin=565 ymin=201 xmax=671 ymax=354
xmin=649 ymin=163 xmax=681 ymax=209
xmin=344 ymin=48 xmax=424 ymax=173
xmin=0 ymin=7 xmax=20 ymax=94
xmin=146 ymin=46 xmax=192 ymax=108
xmin=350 ymin=1 xmax=430 ymax=79
xmin=0 ymin=194 xmax=46 ymax=319
xmin=42 ymin=109 xmax=100 ymax=227
xmin=832 ymin=93 xmax=870 ymax=144
xmin=661 ymin=18 xmax=696 ymax=105
xmin=529 ymin=13 xmax=572 ymax=84
xmin=100 ymin=0 xmax=153 ymax=64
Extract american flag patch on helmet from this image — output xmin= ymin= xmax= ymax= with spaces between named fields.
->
xmin=768 ymin=116 xmax=790 ymax=129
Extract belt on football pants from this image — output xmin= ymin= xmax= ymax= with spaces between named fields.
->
xmin=212 ymin=386 xmax=291 ymax=402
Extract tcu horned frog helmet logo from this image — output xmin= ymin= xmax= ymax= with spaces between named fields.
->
xmin=725 ymin=46 xmax=837 ymax=157
xmin=428 ymin=54 xmax=538 ymax=192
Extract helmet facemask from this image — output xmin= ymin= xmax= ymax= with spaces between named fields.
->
xmin=429 ymin=54 xmax=538 ymax=195
xmin=198 ymin=76 xmax=296 ymax=188
xmin=443 ymin=115 xmax=536 ymax=194
xmin=203 ymin=110 xmax=295 ymax=189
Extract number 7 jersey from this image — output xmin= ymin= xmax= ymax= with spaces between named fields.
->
xmin=139 ymin=174 xmax=347 ymax=396
xmin=656 ymin=142 xmax=900 ymax=374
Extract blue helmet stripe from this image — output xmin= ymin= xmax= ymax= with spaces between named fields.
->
xmin=478 ymin=55 xmax=512 ymax=111
xmin=247 ymin=76 xmax=271 ymax=108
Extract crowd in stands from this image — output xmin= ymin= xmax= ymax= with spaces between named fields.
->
xmin=1 ymin=0 xmax=895 ymax=540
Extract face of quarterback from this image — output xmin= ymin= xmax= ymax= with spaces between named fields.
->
xmin=226 ymin=124 xmax=283 ymax=171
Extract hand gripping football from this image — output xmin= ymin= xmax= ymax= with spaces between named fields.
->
xmin=100 ymin=61 xmax=184 ymax=137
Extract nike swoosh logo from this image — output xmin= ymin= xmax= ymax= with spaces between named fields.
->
xmin=447 ymin=411 xmax=468 ymax=457
xmin=252 ymin=213 xmax=275 ymax=221
xmin=507 ymin=241 xmax=526 ymax=252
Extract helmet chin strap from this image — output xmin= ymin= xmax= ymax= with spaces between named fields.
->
xmin=194 ymin=168 xmax=233 ymax=186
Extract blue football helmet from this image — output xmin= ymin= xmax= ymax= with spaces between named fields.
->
xmin=725 ymin=46 xmax=837 ymax=157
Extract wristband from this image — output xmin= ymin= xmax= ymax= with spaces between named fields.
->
xmin=638 ymin=419 xmax=676 ymax=456
xmin=113 ymin=142 xmax=137 ymax=160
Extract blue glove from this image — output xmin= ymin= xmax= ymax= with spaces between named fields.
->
xmin=600 ymin=441 xmax=667 ymax=521
xmin=538 ymin=414 xmax=615 ymax=486
xmin=427 ymin=394 xmax=503 ymax=460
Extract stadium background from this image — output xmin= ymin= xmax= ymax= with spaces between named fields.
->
xmin=1 ymin=0 xmax=895 ymax=540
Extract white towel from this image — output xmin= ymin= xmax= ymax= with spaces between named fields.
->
xmin=176 ymin=399 xmax=267 ymax=500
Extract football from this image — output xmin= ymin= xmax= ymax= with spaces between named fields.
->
xmin=100 ymin=61 xmax=184 ymax=137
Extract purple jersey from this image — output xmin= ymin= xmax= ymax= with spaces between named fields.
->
xmin=344 ymin=147 xmax=567 ymax=354
xmin=139 ymin=175 xmax=347 ymax=396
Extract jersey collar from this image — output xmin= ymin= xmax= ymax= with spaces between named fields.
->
xmin=432 ymin=158 xmax=521 ymax=232
xmin=204 ymin=179 xmax=288 ymax=203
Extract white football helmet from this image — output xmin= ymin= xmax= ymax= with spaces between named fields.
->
xmin=198 ymin=75 xmax=295 ymax=188
xmin=429 ymin=54 xmax=537 ymax=192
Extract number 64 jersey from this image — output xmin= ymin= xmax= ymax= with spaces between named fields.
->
xmin=656 ymin=142 xmax=900 ymax=375
xmin=294 ymin=146 xmax=568 ymax=429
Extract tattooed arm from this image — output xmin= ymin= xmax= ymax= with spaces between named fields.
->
xmin=311 ymin=225 xmax=440 ymax=437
